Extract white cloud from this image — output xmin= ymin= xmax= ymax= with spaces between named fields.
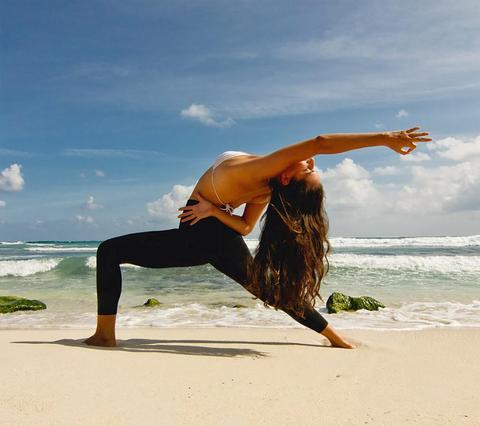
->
xmin=396 ymin=109 xmax=409 ymax=118
xmin=95 ymin=169 xmax=106 ymax=177
xmin=400 ymin=152 xmax=431 ymax=163
xmin=0 ymin=149 xmax=35 ymax=157
xmin=147 ymin=183 xmax=196 ymax=223
xmin=307 ymin=147 xmax=480 ymax=236
xmin=317 ymin=148 xmax=480 ymax=220
xmin=0 ymin=164 xmax=25 ymax=192
xmin=276 ymin=35 xmax=379 ymax=61
xmin=0 ymin=200 xmax=5 ymax=207
xmin=427 ymin=135 xmax=480 ymax=162
xmin=375 ymin=124 xmax=384 ymax=129
xmin=319 ymin=158 xmax=381 ymax=211
xmin=79 ymin=172 xmax=87 ymax=179
xmin=392 ymin=162 xmax=480 ymax=214
xmin=64 ymin=1 xmax=480 ymax=123
xmin=373 ymin=166 xmax=399 ymax=175
xmin=86 ymin=196 xmax=105 ymax=210
xmin=320 ymin=158 xmax=369 ymax=180
xmin=76 ymin=215 xmax=94 ymax=223
xmin=181 ymin=104 xmax=235 ymax=128
xmin=125 ymin=216 xmax=142 ymax=226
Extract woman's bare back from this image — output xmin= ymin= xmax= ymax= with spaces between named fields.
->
xmin=190 ymin=154 xmax=271 ymax=208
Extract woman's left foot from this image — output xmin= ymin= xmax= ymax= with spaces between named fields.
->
xmin=320 ymin=324 xmax=357 ymax=349
xmin=83 ymin=333 xmax=116 ymax=347
xmin=330 ymin=338 xmax=356 ymax=349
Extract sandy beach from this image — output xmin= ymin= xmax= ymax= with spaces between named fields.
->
xmin=1 ymin=327 xmax=479 ymax=426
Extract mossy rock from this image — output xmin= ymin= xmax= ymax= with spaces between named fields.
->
xmin=326 ymin=292 xmax=351 ymax=313
xmin=326 ymin=292 xmax=385 ymax=314
xmin=351 ymin=296 xmax=385 ymax=311
xmin=233 ymin=304 xmax=248 ymax=309
xmin=143 ymin=298 xmax=163 ymax=307
xmin=0 ymin=296 xmax=47 ymax=314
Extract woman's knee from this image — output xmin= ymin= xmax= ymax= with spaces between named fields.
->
xmin=97 ymin=238 xmax=120 ymax=263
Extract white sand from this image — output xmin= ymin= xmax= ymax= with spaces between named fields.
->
xmin=1 ymin=327 xmax=479 ymax=426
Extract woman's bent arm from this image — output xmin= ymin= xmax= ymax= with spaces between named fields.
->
xmin=211 ymin=208 xmax=255 ymax=236
xmin=178 ymin=193 xmax=267 ymax=236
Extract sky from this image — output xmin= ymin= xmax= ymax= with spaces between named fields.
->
xmin=0 ymin=0 xmax=479 ymax=241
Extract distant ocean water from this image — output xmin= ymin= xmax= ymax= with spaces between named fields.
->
xmin=1 ymin=235 xmax=479 ymax=331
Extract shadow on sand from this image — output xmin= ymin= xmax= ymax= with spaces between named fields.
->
xmin=12 ymin=337 xmax=331 ymax=358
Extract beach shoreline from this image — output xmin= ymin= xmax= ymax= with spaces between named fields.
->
xmin=2 ymin=237 xmax=479 ymax=331
xmin=1 ymin=327 xmax=479 ymax=426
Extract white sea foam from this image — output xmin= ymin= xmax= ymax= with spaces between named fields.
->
xmin=85 ymin=256 xmax=141 ymax=269
xmin=330 ymin=253 xmax=480 ymax=273
xmin=0 ymin=258 xmax=62 ymax=277
xmin=245 ymin=236 xmax=480 ymax=251
xmin=26 ymin=247 xmax=96 ymax=253
xmin=328 ymin=300 xmax=480 ymax=330
xmin=1 ymin=301 xmax=479 ymax=331
xmin=0 ymin=241 xmax=25 ymax=245
xmin=116 ymin=301 xmax=480 ymax=330
xmin=86 ymin=256 xmax=97 ymax=269
xmin=330 ymin=235 xmax=480 ymax=248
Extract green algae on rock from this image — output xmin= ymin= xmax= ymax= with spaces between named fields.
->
xmin=326 ymin=292 xmax=352 ymax=313
xmin=351 ymin=296 xmax=386 ymax=311
xmin=233 ymin=304 xmax=248 ymax=308
xmin=326 ymin=292 xmax=385 ymax=314
xmin=143 ymin=298 xmax=162 ymax=307
xmin=0 ymin=296 xmax=47 ymax=314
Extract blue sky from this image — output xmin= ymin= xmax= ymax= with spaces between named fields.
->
xmin=1 ymin=0 xmax=479 ymax=241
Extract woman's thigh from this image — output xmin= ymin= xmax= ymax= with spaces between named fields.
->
xmin=100 ymin=227 xmax=213 ymax=269
xmin=209 ymin=231 xmax=253 ymax=288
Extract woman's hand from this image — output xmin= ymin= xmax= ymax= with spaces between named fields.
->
xmin=178 ymin=192 xmax=216 ymax=225
xmin=383 ymin=126 xmax=432 ymax=155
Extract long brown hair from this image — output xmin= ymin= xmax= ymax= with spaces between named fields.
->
xmin=246 ymin=178 xmax=330 ymax=318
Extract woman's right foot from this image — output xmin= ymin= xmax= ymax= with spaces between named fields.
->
xmin=85 ymin=315 xmax=118 ymax=347
xmin=83 ymin=333 xmax=116 ymax=347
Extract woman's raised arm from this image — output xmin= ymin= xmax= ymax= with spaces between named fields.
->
xmin=319 ymin=126 xmax=432 ymax=155
xmin=245 ymin=127 xmax=431 ymax=182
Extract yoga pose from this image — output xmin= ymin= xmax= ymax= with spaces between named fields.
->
xmin=85 ymin=127 xmax=431 ymax=349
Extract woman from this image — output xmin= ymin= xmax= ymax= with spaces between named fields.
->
xmin=85 ymin=127 xmax=431 ymax=349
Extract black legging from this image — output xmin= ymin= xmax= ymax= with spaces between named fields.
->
xmin=96 ymin=200 xmax=328 ymax=333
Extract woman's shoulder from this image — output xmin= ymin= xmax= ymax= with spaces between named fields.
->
xmin=213 ymin=151 xmax=251 ymax=169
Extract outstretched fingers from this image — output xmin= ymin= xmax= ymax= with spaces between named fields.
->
xmin=406 ymin=126 xmax=421 ymax=133
xmin=409 ymin=133 xmax=432 ymax=142
xmin=406 ymin=127 xmax=432 ymax=142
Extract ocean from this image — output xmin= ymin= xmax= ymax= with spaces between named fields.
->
xmin=1 ymin=236 xmax=479 ymax=331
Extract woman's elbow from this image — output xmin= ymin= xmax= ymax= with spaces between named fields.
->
xmin=316 ymin=135 xmax=333 ymax=155
xmin=241 ymin=226 xmax=252 ymax=236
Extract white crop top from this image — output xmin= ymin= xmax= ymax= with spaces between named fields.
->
xmin=211 ymin=151 xmax=249 ymax=215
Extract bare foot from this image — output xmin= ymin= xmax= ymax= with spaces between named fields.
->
xmin=83 ymin=333 xmax=116 ymax=347
xmin=320 ymin=324 xmax=356 ymax=349
xmin=329 ymin=337 xmax=356 ymax=349
xmin=84 ymin=315 xmax=117 ymax=347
